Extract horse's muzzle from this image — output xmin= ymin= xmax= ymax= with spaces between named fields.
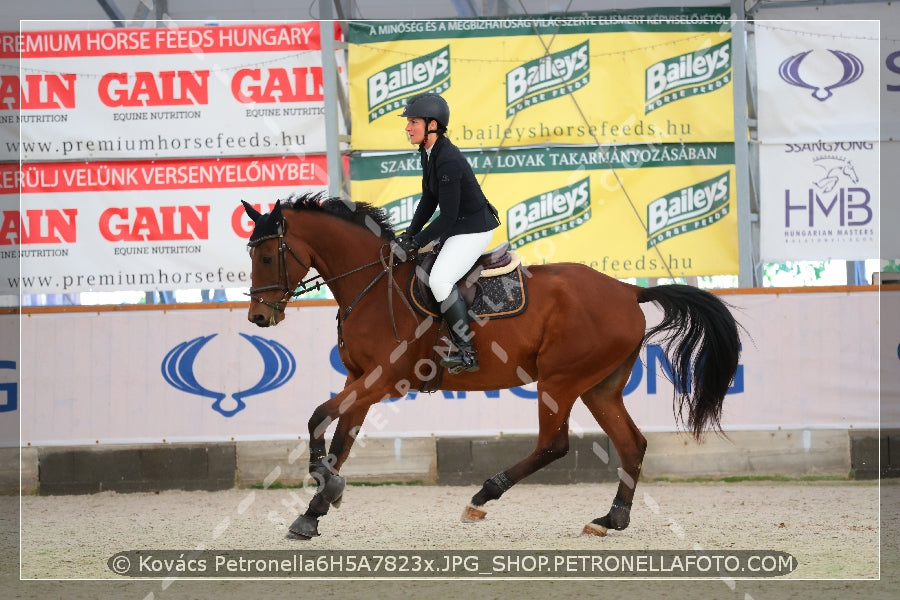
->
xmin=248 ymin=305 xmax=284 ymax=327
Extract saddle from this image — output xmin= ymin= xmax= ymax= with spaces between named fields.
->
xmin=409 ymin=241 xmax=528 ymax=320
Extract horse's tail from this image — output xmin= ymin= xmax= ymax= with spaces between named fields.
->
xmin=637 ymin=284 xmax=741 ymax=440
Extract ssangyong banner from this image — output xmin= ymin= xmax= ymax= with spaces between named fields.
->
xmin=351 ymin=143 xmax=739 ymax=277
xmin=2 ymin=155 xmax=331 ymax=294
xmin=884 ymin=288 xmax=900 ymax=428
xmin=0 ymin=311 xmax=15 ymax=447
xmin=884 ymin=142 xmax=900 ymax=259
xmin=756 ymin=20 xmax=880 ymax=144
xmin=759 ymin=141 xmax=878 ymax=261
xmin=5 ymin=21 xmax=346 ymax=162
xmin=19 ymin=290 xmax=879 ymax=445
xmin=347 ymin=8 xmax=734 ymax=151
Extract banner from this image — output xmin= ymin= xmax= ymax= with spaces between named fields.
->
xmin=756 ymin=20 xmax=880 ymax=143
xmin=885 ymin=19 xmax=900 ymax=141
xmin=351 ymin=143 xmax=738 ymax=277
xmin=884 ymin=142 xmax=900 ymax=259
xmin=0 ymin=311 xmax=16 ymax=448
xmin=884 ymin=288 xmax=900 ymax=428
xmin=4 ymin=21 xmax=346 ymax=162
xmin=759 ymin=141 xmax=878 ymax=261
xmin=2 ymin=155 xmax=332 ymax=294
xmin=19 ymin=289 xmax=880 ymax=446
xmin=347 ymin=9 xmax=734 ymax=151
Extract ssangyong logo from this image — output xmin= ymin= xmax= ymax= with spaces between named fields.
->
xmin=367 ymin=45 xmax=450 ymax=122
xmin=161 ymin=333 xmax=295 ymax=417
xmin=778 ymin=49 xmax=863 ymax=101
xmin=647 ymin=172 xmax=730 ymax=249
xmin=506 ymin=40 xmax=589 ymax=117
xmin=507 ymin=176 xmax=590 ymax=250
xmin=645 ymin=39 xmax=731 ymax=114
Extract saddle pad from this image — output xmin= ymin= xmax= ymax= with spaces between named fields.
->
xmin=409 ymin=265 xmax=528 ymax=321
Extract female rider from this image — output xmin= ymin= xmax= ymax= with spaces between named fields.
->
xmin=391 ymin=93 xmax=501 ymax=373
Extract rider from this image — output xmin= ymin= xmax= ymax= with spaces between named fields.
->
xmin=391 ymin=92 xmax=501 ymax=373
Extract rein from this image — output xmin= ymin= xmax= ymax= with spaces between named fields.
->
xmin=247 ymin=219 xmax=418 ymax=342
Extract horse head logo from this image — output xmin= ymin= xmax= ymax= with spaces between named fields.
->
xmin=779 ymin=49 xmax=864 ymax=101
xmin=161 ymin=333 xmax=296 ymax=417
xmin=812 ymin=155 xmax=858 ymax=194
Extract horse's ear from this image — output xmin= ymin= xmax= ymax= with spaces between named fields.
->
xmin=271 ymin=199 xmax=283 ymax=220
xmin=242 ymin=200 xmax=262 ymax=222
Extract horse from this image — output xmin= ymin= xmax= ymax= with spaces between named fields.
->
xmin=241 ymin=192 xmax=742 ymax=540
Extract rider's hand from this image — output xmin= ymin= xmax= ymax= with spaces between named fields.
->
xmin=390 ymin=232 xmax=419 ymax=262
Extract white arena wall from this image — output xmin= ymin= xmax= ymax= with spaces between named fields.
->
xmin=3 ymin=286 xmax=897 ymax=493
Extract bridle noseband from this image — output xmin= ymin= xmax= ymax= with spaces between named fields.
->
xmin=247 ymin=220 xmax=311 ymax=314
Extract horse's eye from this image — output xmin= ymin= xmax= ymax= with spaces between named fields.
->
xmin=262 ymin=256 xmax=274 ymax=265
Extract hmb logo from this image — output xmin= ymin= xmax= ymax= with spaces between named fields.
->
xmin=784 ymin=155 xmax=871 ymax=228
xmin=778 ymin=49 xmax=863 ymax=101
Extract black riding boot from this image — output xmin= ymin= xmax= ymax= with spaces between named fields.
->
xmin=439 ymin=290 xmax=479 ymax=374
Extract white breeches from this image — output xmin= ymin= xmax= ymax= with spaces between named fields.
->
xmin=429 ymin=230 xmax=495 ymax=303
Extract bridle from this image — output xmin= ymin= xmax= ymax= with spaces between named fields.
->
xmin=246 ymin=220 xmax=313 ymax=315
xmin=246 ymin=219 xmax=409 ymax=338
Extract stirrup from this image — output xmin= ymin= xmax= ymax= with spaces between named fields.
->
xmin=441 ymin=345 xmax=479 ymax=374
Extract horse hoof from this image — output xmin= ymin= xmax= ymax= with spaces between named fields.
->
xmin=288 ymin=515 xmax=320 ymax=539
xmin=582 ymin=522 xmax=608 ymax=537
xmin=285 ymin=531 xmax=312 ymax=540
xmin=461 ymin=503 xmax=487 ymax=523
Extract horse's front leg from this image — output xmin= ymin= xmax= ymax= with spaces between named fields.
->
xmin=287 ymin=379 xmax=379 ymax=540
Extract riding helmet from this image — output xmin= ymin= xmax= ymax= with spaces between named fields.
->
xmin=400 ymin=93 xmax=450 ymax=129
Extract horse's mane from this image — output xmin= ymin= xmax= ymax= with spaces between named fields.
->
xmin=283 ymin=192 xmax=396 ymax=240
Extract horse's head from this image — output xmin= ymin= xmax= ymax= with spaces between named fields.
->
xmin=243 ymin=199 xmax=312 ymax=327
xmin=843 ymin=161 xmax=859 ymax=184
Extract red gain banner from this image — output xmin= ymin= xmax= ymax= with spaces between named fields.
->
xmin=3 ymin=22 xmax=347 ymax=162
xmin=1 ymin=155 xmax=331 ymax=295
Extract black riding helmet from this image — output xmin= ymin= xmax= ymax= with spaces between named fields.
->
xmin=400 ymin=92 xmax=449 ymax=135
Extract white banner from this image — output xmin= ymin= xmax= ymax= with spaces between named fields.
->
xmin=756 ymin=20 xmax=880 ymax=143
xmin=884 ymin=289 xmax=900 ymax=428
xmin=0 ymin=312 xmax=16 ymax=447
xmin=2 ymin=155 xmax=332 ymax=294
xmin=884 ymin=142 xmax=900 ymax=259
xmin=759 ymin=141 xmax=878 ymax=261
xmin=4 ymin=21 xmax=346 ymax=162
xmin=19 ymin=290 xmax=880 ymax=446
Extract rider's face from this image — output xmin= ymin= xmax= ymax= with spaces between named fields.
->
xmin=405 ymin=117 xmax=425 ymax=145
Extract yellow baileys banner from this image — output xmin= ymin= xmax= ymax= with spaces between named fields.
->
xmin=347 ymin=9 xmax=734 ymax=151
xmin=351 ymin=144 xmax=739 ymax=278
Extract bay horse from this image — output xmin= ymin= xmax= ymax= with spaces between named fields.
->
xmin=242 ymin=193 xmax=741 ymax=540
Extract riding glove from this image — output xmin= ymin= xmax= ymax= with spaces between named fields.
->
xmin=391 ymin=232 xmax=419 ymax=262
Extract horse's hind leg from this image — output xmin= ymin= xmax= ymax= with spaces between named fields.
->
xmin=579 ymin=347 xmax=647 ymax=536
xmin=463 ymin=380 xmax=577 ymax=522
